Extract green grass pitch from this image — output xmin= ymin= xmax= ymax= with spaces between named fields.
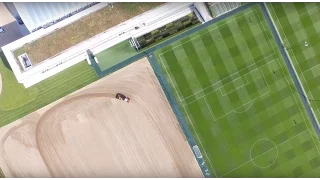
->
xmin=95 ymin=39 xmax=138 ymax=71
xmin=267 ymin=2 xmax=320 ymax=124
xmin=155 ymin=4 xmax=320 ymax=177
xmin=0 ymin=53 xmax=98 ymax=127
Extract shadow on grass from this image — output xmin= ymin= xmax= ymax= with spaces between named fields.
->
xmin=0 ymin=51 xmax=12 ymax=71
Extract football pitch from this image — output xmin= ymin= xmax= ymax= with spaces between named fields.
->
xmin=155 ymin=4 xmax=320 ymax=177
xmin=267 ymin=2 xmax=320 ymax=124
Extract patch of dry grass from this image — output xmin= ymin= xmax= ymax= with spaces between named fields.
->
xmin=14 ymin=2 xmax=163 ymax=65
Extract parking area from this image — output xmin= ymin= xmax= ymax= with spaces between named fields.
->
xmin=0 ymin=3 xmax=25 ymax=50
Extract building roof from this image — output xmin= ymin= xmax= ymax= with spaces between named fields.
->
xmin=14 ymin=2 xmax=92 ymax=32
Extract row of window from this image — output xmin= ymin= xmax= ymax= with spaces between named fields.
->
xmin=31 ymin=2 xmax=100 ymax=33
xmin=42 ymin=59 xmax=67 ymax=73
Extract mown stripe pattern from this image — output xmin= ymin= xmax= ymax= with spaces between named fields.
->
xmin=268 ymin=2 xmax=320 ymax=125
xmin=156 ymin=4 xmax=320 ymax=177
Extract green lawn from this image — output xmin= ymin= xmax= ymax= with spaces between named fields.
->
xmin=95 ymin=39 xmax=138 ymax=71
xmin=0 ymin=54 xmax=98 ymax=127
xmin=155 ymin=4 xmax=320 ymax=177
xmin=267 ymin=3 xmax=320 ymax=124
xmin=0 ymin=53 xmax=38 ymax=110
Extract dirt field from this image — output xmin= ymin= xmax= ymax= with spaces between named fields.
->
xmin=0 ymin=58 xmax=203 ymax=177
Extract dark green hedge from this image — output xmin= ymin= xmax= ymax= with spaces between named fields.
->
xmin=136 ymin=13 xmax=200 ymax=50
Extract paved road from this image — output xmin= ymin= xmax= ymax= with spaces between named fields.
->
xmin=0 ymin=3 xmax=25 ymax=49
xmin=3 ymin=2 xmax=29 ymax=36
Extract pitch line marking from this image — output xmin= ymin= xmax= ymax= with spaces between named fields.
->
xmin=183 ymin=58 xmax=276 ymax=106
xmin=294 ymin=3 xmax=320 ymax=16
xmin=301 ymin=63 xmax=320 ymax=75
xmin=253 ymin=9 xmax=277 ymax=54
xmin=220 ymin=130 xmax=308 ymax=177
xmin=233 ymin=102 xmax=253 ymax=113
xmin=183 ymin=106 xmax=218 ymax=177
xmin=159 ymin=7 xmax=275 ymax=103
xmin=274 ymin=56 xmax=320 ymax=157
xmin=159 ymin=10 xmax=256 ymax=56
xmin=269 ymin=3 xmax=320 ymax=132
xmin=158 ymin=55 xmax=183 ymax=102
xmin=158 ymin=5 xmax=320 ymax=178
xmin=204 ymin=98 xmax=215 ymax=120
xmin=184 ymin=62 xmax=273 ymax=122
xmin=181 ymin=53 xmax=275 ymax=102
xmin=180 ymin=19 xmax=276 ymax=102
xmin=219 ymin=76 xmax=249 ymax=96
xmin=213 ymin=91 xmax=269 ymax=122
xmin=249 ymin=138 xmax=278 ymax=168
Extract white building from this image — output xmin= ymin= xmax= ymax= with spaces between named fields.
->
xmin=2 ymin=2 xmax=210 ymax=88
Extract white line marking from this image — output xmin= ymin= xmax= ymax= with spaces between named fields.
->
xmin=269 ymin=2 xmax=320 ymax=133
xmin=301 ymin=63 xmax=320 ymax=74
xmin=298 ymin=5 xmax=320 ymax=16
xmin=183 ymin=106 xmax=218 ymax=177
xmin=219 ymin=76 xmax=249 ymax=96
xmin=185 ymin=64 xmax=272 ymax=122
xmin=254 ymin=9 xmax=277 ymax=54
xmin=159 ymin=10 xmax=256 ymax=56
xmin=184 ymin=60 xmax=276 ymax=106
xmin=180 ymin=9 xmax=275 ymax=101
xmin=214 ymin=91 xmax=269 ymax=122
xmin=308 ymin=130 xmax=320 ymax=156
xmin=249 ymin=138 xmax=278 ymax=168
xmin=161 ymin=5 xmax=320 ymax=177
xmin=259 ymin=68 xmax=271 ymax=92
xmin=182 ymin=53 xmax=275 ymax=102
xmin=158 ymin=8 xmax=276 ymax=103
xmin=158 ymin=55 xmax=183 ymax=102
xmin=204 ymin=98 xmax=215 ymax=120
xmin=220 ymin=130 xmax=308 ymax=177
xmin=233 ymin=102 xmax=254 ymax=113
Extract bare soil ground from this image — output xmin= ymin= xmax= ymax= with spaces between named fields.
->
xmin=14 ymin=3 xmax=163 ymax=65
xmin=0 ymin=58 xmax=202 ymax=177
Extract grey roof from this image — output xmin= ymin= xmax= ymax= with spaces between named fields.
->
xmin=14 ymin=2 xmax=93 ymax=32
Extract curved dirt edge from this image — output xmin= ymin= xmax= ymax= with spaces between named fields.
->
xmin=0 ymin=59 xmax=203 ymax=177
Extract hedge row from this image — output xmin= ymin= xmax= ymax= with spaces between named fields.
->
xmin=136 ymin=12 xmax=200 ymax=49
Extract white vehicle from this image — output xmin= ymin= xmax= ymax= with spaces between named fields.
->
xmin=0 ymin=27 xmax=4 ymax=33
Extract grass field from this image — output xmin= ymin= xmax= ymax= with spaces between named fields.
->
xmin=0 ymin=54 xmax=98 ymax=127
xmin=155 ymin=4 xmax=320 ymax=177
xmin=95 ymin=40 xmax=137 ymax=71
xmin=267 ymin=2 xmax=320 ymax=125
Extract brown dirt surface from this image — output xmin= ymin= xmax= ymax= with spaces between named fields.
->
xmin=0 ymin=58 xmax=203 ymax=178
xmin=15 ymin=3 xmax=163 ymax=65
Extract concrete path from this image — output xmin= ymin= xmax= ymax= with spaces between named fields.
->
xmin=3 ymin=2 xmax=30 ymax=36
xmin=0 ymin=3 xmax=24 ymax=49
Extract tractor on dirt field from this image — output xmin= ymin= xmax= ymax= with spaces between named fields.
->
xmin=116 ymin=93 xmax=130 ymax=103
